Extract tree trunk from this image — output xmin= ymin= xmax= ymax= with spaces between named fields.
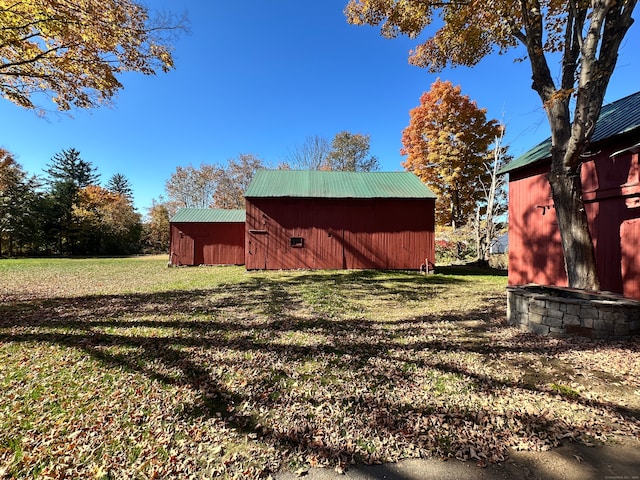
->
xmin=545 ymin=97 xmax=600 ymax=291
xmin=480 ymin=142 xmax=501 ymax=263
xmin=548 ymin=152 xmax=600 ymax=290
xmin=517 ymin=0 xmax=637 ymax=292
xmin=475 ymin=206 xmax=481 ymax=261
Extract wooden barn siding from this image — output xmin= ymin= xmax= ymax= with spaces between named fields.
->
xmin=170 ymin=222 xmax=245 ymax=266
xmin=584 ymin=145 xmax=640 ymax=298
xmin=508 ymin=145 xmax=640 ymax=299
xmin=245 ymin=198 xmax=435 ymax=270
xmin=507 ymin=162 xmax=567 ymax=288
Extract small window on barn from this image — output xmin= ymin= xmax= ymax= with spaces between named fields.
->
xmin=290 ymin=237 xmax=304 ymax=248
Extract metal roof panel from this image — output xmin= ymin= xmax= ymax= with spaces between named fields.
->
xmin=170 ymin=208 xmax=246 ymax=223
xmin=244 ymin=170 xmax=437 ymax=199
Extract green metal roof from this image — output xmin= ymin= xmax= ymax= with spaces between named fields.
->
xmin=244 ymin=170 xmax=437 ymax=199
xmin=500 ymin=90 xmax=640 ymax=174
xmin=170 ymin=208 xmax=246 ymax=223
xmin=498 ymin=137 xmax=552 ymax=174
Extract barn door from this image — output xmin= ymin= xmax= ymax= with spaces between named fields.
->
xmin=176 ymin=232 xmax=195 ymax=266
xmin=621 ymin=218 xmax=640 ymax=299
xmin=194 ymin=235 xmax=206 ymax=265
xmin=248 ymin=230 xmax=268 ymax=269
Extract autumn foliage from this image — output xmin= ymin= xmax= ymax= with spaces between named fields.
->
xmin=401 ymin=79 xmax=501 ymax=227
xmin=0 ymin=0 xmax=185 ymax=111
xmin=73 ymin=185 xmax=141 ymax=254
xmin=0 ymin=147 xmax=147 ymax=256
xmin=346 ymin=0 xmax=637 ymax=290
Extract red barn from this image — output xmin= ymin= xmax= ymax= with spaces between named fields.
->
xmin=169 ymin=208 xmax=245 ymax=266
xmin=501 ymin=91 xmax=640 ymax=299
xmin=244 ymin=170 xmax=436 ymax=270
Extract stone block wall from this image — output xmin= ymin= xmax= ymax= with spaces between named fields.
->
xmin=507 ymin=285 xmax=640 ymax=339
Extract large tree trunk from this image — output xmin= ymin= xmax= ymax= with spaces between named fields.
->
xmin=518 ymin=0 xmax=636 ymax=292
xmin=548 ymin=154 xmax=600 ymax=290
xmin=545 ymin=95 xmax=600 ymax=291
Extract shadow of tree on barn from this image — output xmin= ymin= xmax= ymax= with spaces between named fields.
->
xmin=1 ymin=269 xmax=638 ymax=477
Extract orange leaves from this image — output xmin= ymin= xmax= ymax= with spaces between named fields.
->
xmin=73 ymin=184 xmax=141 ymax=245
xmin=401 ymin=79 xmax=502 ymax=226
xmin=345 ymin=0 xmax=433 ymax=38
xmin=346 ymin=0 xmax=520 ymax=72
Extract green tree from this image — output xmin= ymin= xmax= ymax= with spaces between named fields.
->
xmin=0 ymin=0 xmax=187 ymax=112
xmin=45 ymin=148 xmax=100 ymax=188
xmin=106 ymin=173 xmax=134 ymax=202
xmin=0 ymin=151 xmax=42 ymax=255
xmin=43 ymin=148 xmax=99 ymax=253
xmin=345 ymin=0 xmax=638 ymax=290
xmin=326 ymin=131 xmax=379 ymax=172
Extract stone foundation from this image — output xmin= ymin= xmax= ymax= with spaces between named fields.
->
xmin=507 ymin=285 xmax=640 ymax=339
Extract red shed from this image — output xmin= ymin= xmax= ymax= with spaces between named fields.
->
xmin=501 ymin=91 xmax=640 ymax=299
xmin=244 ymin=170 xmax=436 ymax=270
xmin=169 ymin=208 xmax=245 ymax=266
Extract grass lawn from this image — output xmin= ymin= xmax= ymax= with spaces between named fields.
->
xmin=1 ymin=256 xmax=638 ymax=479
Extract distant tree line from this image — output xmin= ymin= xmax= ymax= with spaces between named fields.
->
xmin=162 ymin=130 xmax=379 ymax=215
xmin=0 ymin=130 xmax=379 ymax=257
xmin=0 ymin=148 xmax=159 ymax=256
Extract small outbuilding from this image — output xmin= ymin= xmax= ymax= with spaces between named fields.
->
xmin=169 ymin=208 xmax=245 ymax=266
xmin=500 ymin=90 xmax=640 ymax=299
xmin=243 ymin=170 xmax=436 ymax=270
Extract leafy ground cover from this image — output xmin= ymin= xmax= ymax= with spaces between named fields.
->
xmin=0 ymin=256 xmax=638 ymax=479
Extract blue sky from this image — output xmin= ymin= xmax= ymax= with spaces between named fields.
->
xmin=1 ymin=0 xmax=639 ymax=214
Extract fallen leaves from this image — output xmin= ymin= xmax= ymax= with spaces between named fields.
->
xmin=0 ymin=258 xmax=639 ymax=478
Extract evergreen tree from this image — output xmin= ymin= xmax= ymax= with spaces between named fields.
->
xmin=0 ymin=152 xmax=42 ymax=255
xmin=42 ymin=148 xmax=99 ymax=253
xmin=106 ymin=173 xmax=134 ymax=201
xmin=45 ymin=148 xmax=99 ymax=188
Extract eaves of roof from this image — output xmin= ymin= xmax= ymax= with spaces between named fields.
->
xmin=499 ymin=90 xmax=640 ymax=175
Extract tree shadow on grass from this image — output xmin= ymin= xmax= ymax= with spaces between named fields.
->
xmin=1 ymin=271 xmax=638 ymax=476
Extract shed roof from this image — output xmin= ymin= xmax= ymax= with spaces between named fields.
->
xmin=500 ymin=90 xmax=640 ymax=174
xmin=244 ymin=170 xmax=437 ymax=199
xmin=170 ymin=208 xmax=246 ymax=223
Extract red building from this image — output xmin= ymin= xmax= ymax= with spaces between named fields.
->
xmin=169 ymin=208 xmax=245 ymax=266
xmin=244 ymin=170 xmax=436 ymax=270
xmin=501 ymin=91 xmax=640 ymax=299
